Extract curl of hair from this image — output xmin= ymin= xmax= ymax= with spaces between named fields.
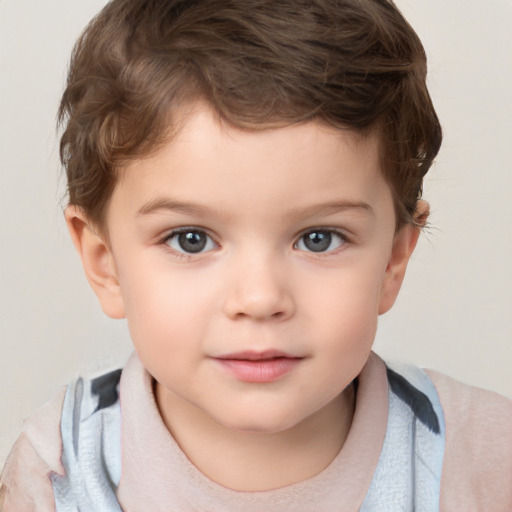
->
xmin=59 ymin=0 xmax=442 ymax=229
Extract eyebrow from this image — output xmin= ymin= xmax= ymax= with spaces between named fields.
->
xmin=136 ymin=197 xmax=374 ymax=219
xmin=136 ymin=198 xmax=215 ymax=217
xmin=288 ymin=201 xmax=374 ymax=219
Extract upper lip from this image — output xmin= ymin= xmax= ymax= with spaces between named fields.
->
xmin=214 ymin=350 xmax=300 ymax=361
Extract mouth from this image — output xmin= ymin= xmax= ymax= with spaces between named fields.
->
xmin=212 ymin=350 xmax=303 ymax=383
xmin=216 ymin=350 xmax=298 ymax=361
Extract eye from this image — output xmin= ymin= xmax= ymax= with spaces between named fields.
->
xmin=295 ymin=229 xmax=346 ymax=253
xmin=165 ymin=229 xmax=216 ymax=254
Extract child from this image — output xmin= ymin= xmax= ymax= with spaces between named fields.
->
xmin=1 ymin=0 xmax=511 ymax=510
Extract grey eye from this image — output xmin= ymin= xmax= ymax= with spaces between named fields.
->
xmin=167 ymin=230 xmax=216 ymax=254
xmin=295 ymin=230 xmax=345 ymax=253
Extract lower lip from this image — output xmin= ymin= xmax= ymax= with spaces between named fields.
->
xmin=214 ymin=357 xmax=301 ymax=383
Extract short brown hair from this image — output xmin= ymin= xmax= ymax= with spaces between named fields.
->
xmin=59 ymin=0 xmax=442 ymax=229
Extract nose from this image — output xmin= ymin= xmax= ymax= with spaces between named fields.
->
xmin=222 ymin=254 xmax=295 ymax=322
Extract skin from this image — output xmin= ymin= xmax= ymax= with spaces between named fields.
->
xmin=66 ymin=104 xmax=424 ymax=491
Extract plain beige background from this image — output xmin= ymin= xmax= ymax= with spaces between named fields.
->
xmin=0 ymin=0 xmax=511 ymax=466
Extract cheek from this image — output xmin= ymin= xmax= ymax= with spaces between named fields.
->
xmin=301 ymin=260 xmax=385 ymax=353
xmin=304 ymin=258 xmax=386 ymax=321
xmin=118 ymin=259 xmax=219 ymax=352
xmin=318 ymin=294 xmax=378 ymax=361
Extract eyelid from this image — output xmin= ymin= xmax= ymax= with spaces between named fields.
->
xmin=160 ymin=225 xmax=215 ymax=240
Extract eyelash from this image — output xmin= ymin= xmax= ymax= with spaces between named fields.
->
xmin=159 ymin=227 xmax=350 ymax=258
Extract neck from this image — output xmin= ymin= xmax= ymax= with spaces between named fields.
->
xmin=155 ymin=382 xmax=356 ymax=491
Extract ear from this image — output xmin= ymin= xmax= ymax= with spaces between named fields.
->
xmin=65 ymin=206 xmax=126 ymax=319
xmin=378 ymin=200 xmax=428 ymax=314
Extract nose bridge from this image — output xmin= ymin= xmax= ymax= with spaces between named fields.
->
xmin=223 ymin=247 xmax=294 ymax=321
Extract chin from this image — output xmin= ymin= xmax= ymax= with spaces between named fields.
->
xmin=218 ymin=410 xmax=302 ymax=436
xmin=231 ymin=423 xmax=285 ymax=435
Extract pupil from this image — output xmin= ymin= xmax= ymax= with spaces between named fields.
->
xmin=178 ymin=231 xmax=207 ymax=253
xmin=304 ymin=231 xmax=331 ymax=252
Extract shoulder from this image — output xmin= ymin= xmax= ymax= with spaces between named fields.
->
xmin=426 ymin=370 xmax=512 ymax=511
xmin=51 ymin=368 xmax=122 ymax=510
xmin=0 ymin=367 xmax=124 ymax=512
xmin=0 ymin=386 xmax=66 ymax=512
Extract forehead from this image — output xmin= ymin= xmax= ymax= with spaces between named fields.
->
xmin=108 ymin=105 xmax=393 ymax=225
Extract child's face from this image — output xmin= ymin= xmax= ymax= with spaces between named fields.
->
xmin=74 ymin=104 xmax=418 ymax=434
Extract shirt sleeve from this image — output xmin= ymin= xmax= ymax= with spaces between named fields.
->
xmin=0 ymin=386 xmax=66 ymax=512
xmin=427 ymin=370 xmax=512 ymax=512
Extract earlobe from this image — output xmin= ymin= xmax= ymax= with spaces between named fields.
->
xmin=65 ymin=206 xmax=126 ymax=319
xmin=378 ymin=200 xmax=428 ymax=314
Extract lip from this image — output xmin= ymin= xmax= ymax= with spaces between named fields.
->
xmin=213 ymin=350 xmax=303 ymax=383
